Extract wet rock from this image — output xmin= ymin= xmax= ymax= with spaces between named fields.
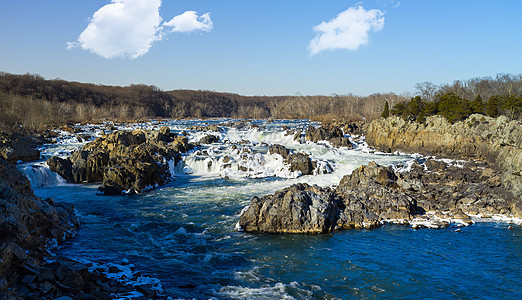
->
xmin=48 ymin=129 xmax=188 ymax=195
xmin=305 ymin=125 xmax=353 ymax=148
xmin=268 ymin=144 xmax=290 ymax=158
xmin=288 ymin=153 xmax=313 ymax=176
xmin=199 ymin=135 xmax=219 ymax=144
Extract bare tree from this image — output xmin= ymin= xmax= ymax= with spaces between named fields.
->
xmin=414 ymin=81 xmax=438 ymax=101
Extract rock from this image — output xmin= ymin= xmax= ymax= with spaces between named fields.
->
xmin=46 ymin=157 xmax=74 ymax=182
xmin=425 ymin=159 xmax=447 ymax=172
xmin=305 ymin=125 xmax=353 ymax=149
xmin=288 ymin=153 xmax=313 ymax=175
xmin=365 ymin=114 xmax=522 ymax=216
xmin=239 ymin=183 xmax=341 ymax=234
xmin=48 ymin=128 xmax=188 ymax=195
xmin=199 ymin=135 xmax=219 ymax=144
xmin=0 ymin=139 xmax=40 ymax=163
xmin=157 ymin=126 xmax=171 ymax=142
xmin=268 ymin=144 xmax=290 ymax=158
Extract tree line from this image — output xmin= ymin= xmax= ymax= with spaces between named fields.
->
xmin=384 ymin=74 xmax=522 ymax=123
xmin=1 ymin=72 xmax=520 ymax=132
xmin=0 ymin=72 xmax=406 ymax=131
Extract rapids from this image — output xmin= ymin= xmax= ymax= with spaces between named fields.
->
xmin=22 ymin=119 xmax=522 ymax=299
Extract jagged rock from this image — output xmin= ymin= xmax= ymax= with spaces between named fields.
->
xmin=239 ymin=162 xmax=417 ymax=234
xmin=268 ymin=144 xmax=290 ymax=158
xmin=305 ymin=125 xmax=353 ymax=148
xmin=288 ymin=153 xmax=313 ymax=175
xmin=47 ymin=129 xmax=187 ymax=195
xmin=240 ymin=159 xmax=511 ymax=234
xmin=239 ymin=183 xmax=342 ymax=234
xmin=0 ymin=139 xmax=40 ymax=163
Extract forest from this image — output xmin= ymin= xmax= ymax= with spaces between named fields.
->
xmin=0 ymin=71 xmax=521 ymax=132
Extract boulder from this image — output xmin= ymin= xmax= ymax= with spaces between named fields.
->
xmin=239 ymin=183 xmax=342 ymax=234
xmin=305 ymin=125 xmax=353 ymax=149
xmin=268 ymin=144 xmax=290 ymax=158
xmin=0 ymin=139 xmax=40 ymax=163
xmin=288 ymin=153 xmax=313 ymax=175
xmin=199 ymin=135 xmax=219 ymax=144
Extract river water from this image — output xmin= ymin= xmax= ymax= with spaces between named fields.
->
xmin=23 ymin=119 xmax=521 ymax=299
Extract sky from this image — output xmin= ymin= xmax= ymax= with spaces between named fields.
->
xmin=1 ymin=0 xmax=521 ymax=96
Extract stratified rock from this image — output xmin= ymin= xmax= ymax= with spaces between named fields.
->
xmin=366 ymin=114 xmax=522 ymax=216
xmin=0 ymin=158 xmax=79 ymax=297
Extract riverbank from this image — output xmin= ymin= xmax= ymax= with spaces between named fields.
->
xmin=365 ymin=114 xmax=522 ymax=217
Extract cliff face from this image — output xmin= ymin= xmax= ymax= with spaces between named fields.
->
xmin=365 ymin=114 xmax=522 ymax=216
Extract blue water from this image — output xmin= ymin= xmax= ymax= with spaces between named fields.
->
xmin=27 ymin=119 xmax=522 ymax=299
xmin=34 ymin=179 xmax=522 ymax=299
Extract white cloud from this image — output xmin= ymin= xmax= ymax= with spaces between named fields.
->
xmin=164 ymin=11 xmax=213 ymax=33
xmin=67 ymin=0 xmax=213 ymax=59
xmin=309 ymin=5 xmax=385 ymax=55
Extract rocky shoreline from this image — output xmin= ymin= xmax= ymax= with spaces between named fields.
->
xmin=1 ymin=115 xmax=520 ymax=298
xmin=0 ymin=157 xmax=168 ymax=299
xmin=365 ymin=114 xmax=522 ymax=216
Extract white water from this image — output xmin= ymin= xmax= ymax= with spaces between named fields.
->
xmin=25 ymin=119 xmax=522 ymax=300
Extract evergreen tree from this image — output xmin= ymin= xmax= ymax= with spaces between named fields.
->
xmin=381 ymin=101 xmax=390 ymax=118
xmin=486 ymin=96 xmax=499 ymax=117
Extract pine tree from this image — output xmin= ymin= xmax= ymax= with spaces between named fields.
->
xmin=381 ymin=101 xmax=390 ymax=118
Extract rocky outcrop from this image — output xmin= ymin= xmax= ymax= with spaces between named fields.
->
xmin=366 ymin=114 xmax=522 ymax=216
xmin=305 ymin=125 xmax=353 ymax=148
xmin=239 ymin=159 xmax=517 ymax=234
xmin=239 ymin=162 xmax=417 ymax=233
xmin=0 ymin=133 xmax=43 ymax=163
xmin=47 ymin=127 xmax=190 ymax=195
xmin=239 ymin=184 xmax=342 ymax=234
xmin=0 ymin=158 xmax=167 ymax=298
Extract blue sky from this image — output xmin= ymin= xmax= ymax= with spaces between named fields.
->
xmin=1 ymin=0 xmax=521 ymax=96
